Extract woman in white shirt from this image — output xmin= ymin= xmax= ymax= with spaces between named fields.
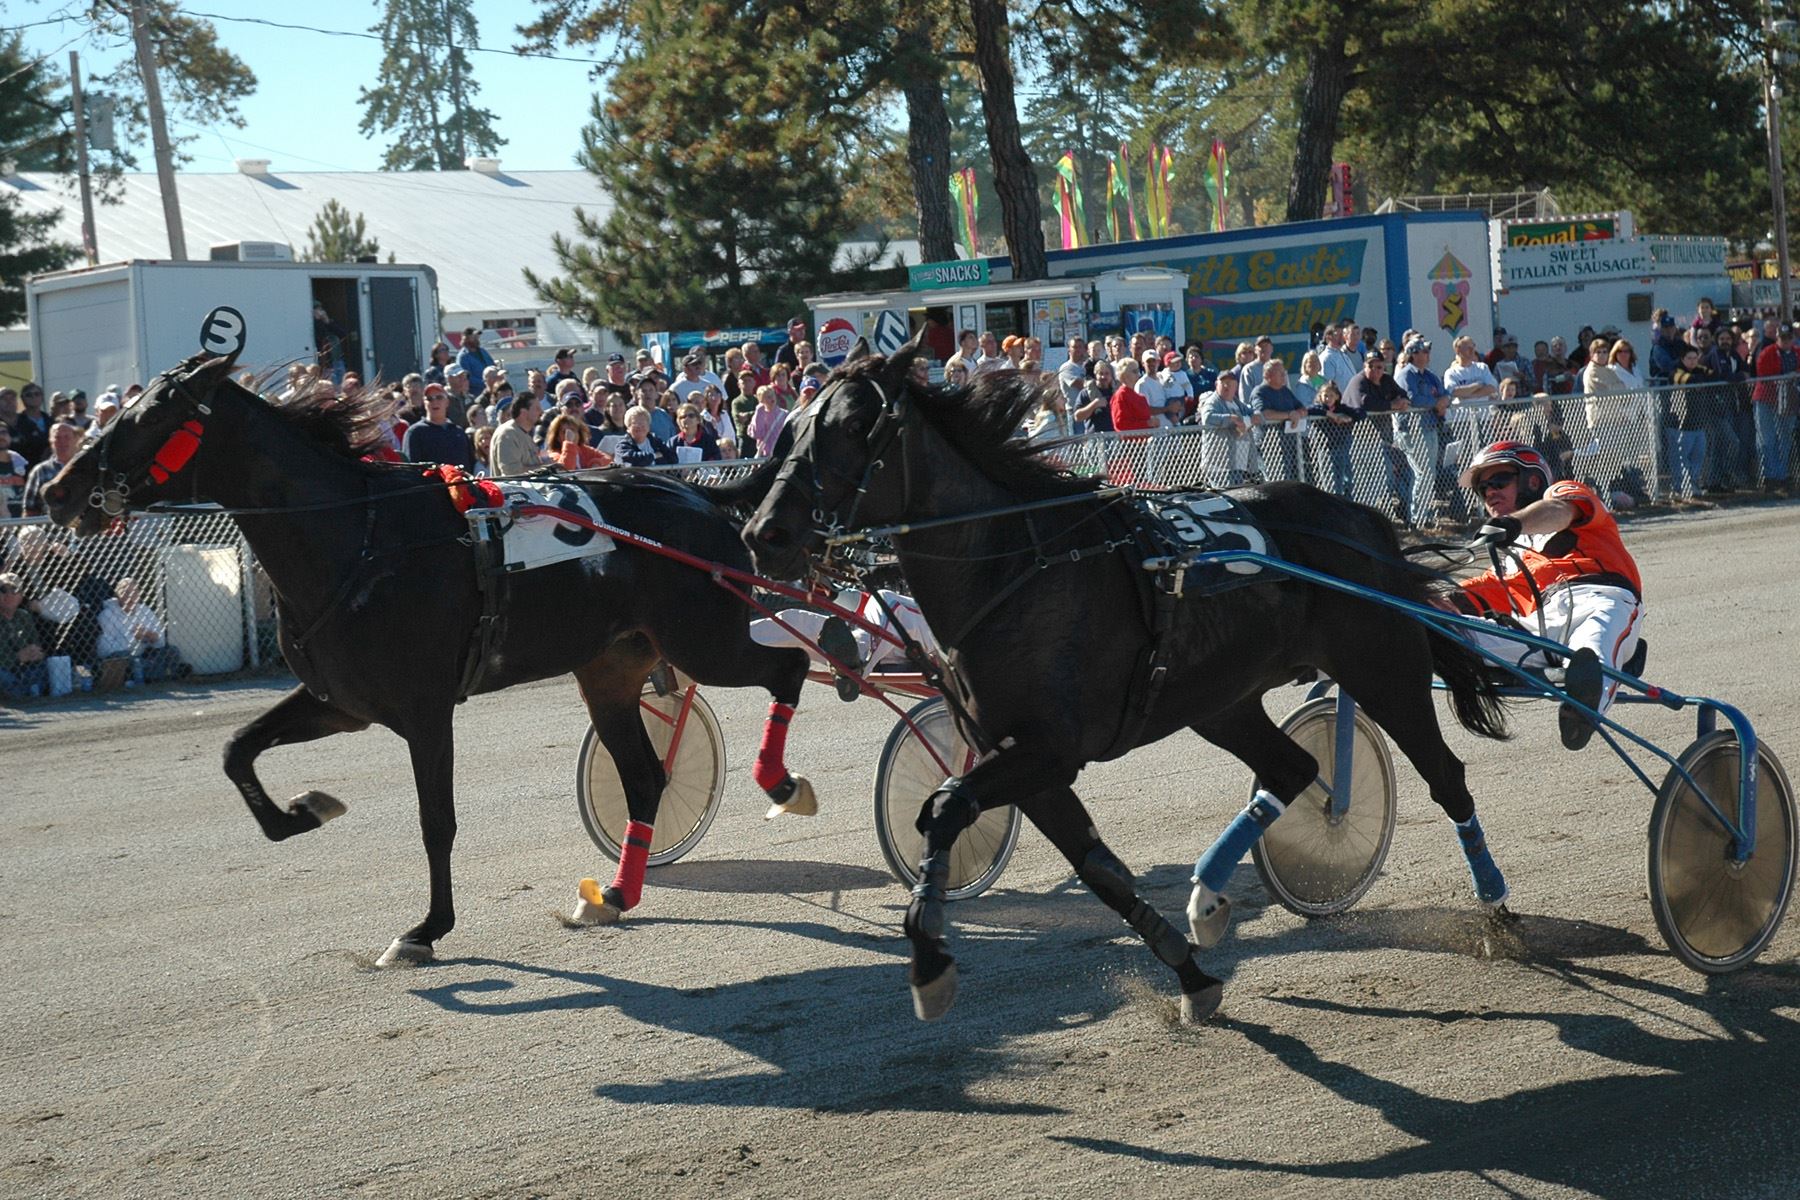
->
xmin=1606 ymin=339 xmax=1643 ymax=390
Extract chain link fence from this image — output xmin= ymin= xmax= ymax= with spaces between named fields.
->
xmin=8 ymin=374 xmax=1794 ymax=711
xmin=1 ymin=508 xmax=276 ymax=703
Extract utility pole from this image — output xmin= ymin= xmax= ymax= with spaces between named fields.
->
xmin=1766 ymin=0 xmax=1793 ymax=320
xmin=129 ymin=0 xmax=187 ymax=260
xmin=67 ymin=52 xmax=99 ymax=266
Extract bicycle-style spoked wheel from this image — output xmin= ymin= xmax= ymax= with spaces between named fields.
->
xmin=1252 ymin=695 xmax=1398 ymax=917
xmin=874 ymin=696 xmax=1021 ymax=900
xmin=1648 ymin=732 xmax=1797 ymax=973
xmin=576 ymin=684 xmax=727 ymax=867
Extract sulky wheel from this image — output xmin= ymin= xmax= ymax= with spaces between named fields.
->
xmin=576 ymin=683 xmax=727 ymax=867
xmin=1647 ymin=732 xmax=1797 ymax=973
xmin=874 ymin=696 xmax=1021 ymax=901
xmin=1252 ymin=695 xmax=1398 ymax=917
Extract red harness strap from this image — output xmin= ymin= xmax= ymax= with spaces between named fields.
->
xmin=425 ymin=464 xmax=506 ymax=513
xmin=147 ymin=420 xmax=205 ymax=484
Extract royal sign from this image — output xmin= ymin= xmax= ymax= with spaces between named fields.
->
xmin=908 ymin=259 xmax=990 ymax=291
xmin=1505 ymin=218 xmax=1617 ymax=247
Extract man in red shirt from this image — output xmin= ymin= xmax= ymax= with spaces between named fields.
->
xmin=1453 ymin=441 xmax=1644 ymax=749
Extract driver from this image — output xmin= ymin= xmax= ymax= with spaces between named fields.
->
xmin=750 ymin=588 xmax=939 ymax=700
xmin=1452 ymin=440 xmax=1644 ymax=749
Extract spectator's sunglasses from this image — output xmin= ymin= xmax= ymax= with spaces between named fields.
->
xmin=1477 ymin=470 xmax=1519 ymax=493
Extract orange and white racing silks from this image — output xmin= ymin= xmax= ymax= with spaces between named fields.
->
xmin=1458 ymin=481 xmax=1645 ymax=714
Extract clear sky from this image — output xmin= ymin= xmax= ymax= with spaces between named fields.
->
xmin=14 ymin=0 xmax=603 ymax=173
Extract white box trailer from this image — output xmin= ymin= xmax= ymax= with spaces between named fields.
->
xmin=808 ymin=267 xmax=1186 ymax=373
xmin=26 ymin=259 xmax=440 ymax=397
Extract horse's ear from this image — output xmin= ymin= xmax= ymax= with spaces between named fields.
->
xmin=846 ymin=337 xmax=871 ymax=364
xmin=886 ymin=325 xmax=928 ymax=381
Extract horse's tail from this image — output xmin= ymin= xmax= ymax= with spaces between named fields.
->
xmin=689 ymin=423 xmax=794 ymax=513
xmin=1425 ymin=622 xmax=1512 ymax=740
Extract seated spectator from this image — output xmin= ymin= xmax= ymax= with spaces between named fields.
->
xmin=546 ymin=412 xmax=613 ymax=471
xmin=95 ymin=576 xmax=188 ymax=686
xmin=615 ymin=404 xmax=677 ymax=467
xmin=0 ymin=572 xmax=47 ymax=699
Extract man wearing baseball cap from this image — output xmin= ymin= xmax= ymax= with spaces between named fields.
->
xmin=401 ymin=381 xmax=474 ymax=469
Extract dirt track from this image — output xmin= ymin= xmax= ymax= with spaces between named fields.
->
xmin=4 ymin=502 xmax=1799 ymax=1199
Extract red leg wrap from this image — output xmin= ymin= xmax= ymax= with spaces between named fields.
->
xmin=752 ymin=702 xmax=796 ymax=793
xmin=608 ymin=820 xmax=654 ymax=910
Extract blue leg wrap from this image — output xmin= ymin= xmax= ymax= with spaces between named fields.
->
xmin=1454 ymin=814 xmax=1509 ymax=905
xmin=1193 ymin=790 xmax=1286 ymax=893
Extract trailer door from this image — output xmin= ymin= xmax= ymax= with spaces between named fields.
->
xmin=368 ymin=275 xmax=420 ymax=381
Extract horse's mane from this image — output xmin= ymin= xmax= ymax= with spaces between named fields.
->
xmin=246 ymin=375 xmax=396 ymax=459
xmin=833 ymin=356 xmax=1101 ymax=499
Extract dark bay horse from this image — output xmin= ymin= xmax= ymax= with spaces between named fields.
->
xmin=44 ymin=347 xmax=815 ymax=966
xmin=745 ymin=334 xmax=1511 ymax=1023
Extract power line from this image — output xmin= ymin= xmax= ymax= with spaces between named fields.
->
xmin=180 ymin=10 xmax=602 ymax=66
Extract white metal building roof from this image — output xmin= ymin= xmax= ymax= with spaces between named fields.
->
xmin=1 ymin=165 xmax=611 ymax=323
xmin=3 ymin=163 xmax=918 ymax=344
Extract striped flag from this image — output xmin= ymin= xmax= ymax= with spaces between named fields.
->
xmin=1113 ymin=142 xmax=1140 ymax=241
xmin=1203 ymin=139 xmax=1230 ymax=232
xmin=1054 ymin=152 xmax=1086 ymax=249
xmin=948 ymin=167 xmax=980 ymax=256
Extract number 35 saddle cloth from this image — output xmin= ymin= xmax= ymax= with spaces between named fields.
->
xmin=1131 ymin=490 xmax=1277 ymax=598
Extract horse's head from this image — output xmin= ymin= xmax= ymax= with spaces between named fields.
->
xmin=44 ymin=313 xmax=247 ymax=536
xmin=744 ymin=329 xmax=926 ymax=580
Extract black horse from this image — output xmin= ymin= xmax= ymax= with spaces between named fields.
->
xmin=745 ymin=334 xmax=1511 ymax=1023
xmin=44 ymin=345 xmax=816 ymax=966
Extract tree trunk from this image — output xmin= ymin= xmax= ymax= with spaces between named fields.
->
xmin=900 ymin=19 xmax=957 ymax=265
xmin=1285 ymin=27 xmax=1352 ymax=224
xmin=967 ymin=0 xmax=1046 ymax=279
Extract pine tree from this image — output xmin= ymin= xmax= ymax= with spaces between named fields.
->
xmin=528 ymin=0 xmax=878 ymax=332
xmin=0 ymin=34 xmax=79 ymax=325
xmin=302 ymin=200 xmax=384 ymax=262
xmin=358 ymin=0 xmax=504 ymax=171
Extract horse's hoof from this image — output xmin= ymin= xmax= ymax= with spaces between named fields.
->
xmin=375 ymin=938 xmax=432 ymax=968
xmin=1488 ymin=901 xmax=1519 ymax=924
xmin=1180 ymin=982 xmax=1225 ymax=1025
xmin=289 ymin=790 xmax=347 ymax=825
xmin=571 ymin=878 xmax=623 ymax=926
xmin=911 ymin=961 xmax=959 ymax=1022
xmin=1187 ymin=887 xmax=1232 ymax=950
xmin=764 ymin=775 xmax=818 ymax=820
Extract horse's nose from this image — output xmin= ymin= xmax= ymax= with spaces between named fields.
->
xmin=43 ymin=480 xmax=68 ymax=509
xmin=750 ymin=516 xmax=792 ymax=549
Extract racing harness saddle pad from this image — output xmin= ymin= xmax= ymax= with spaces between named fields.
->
xmin=469 ymin=480 xmax=616 ymax=574
xmin=1132 ymin=489 xmax=1275 ymax=597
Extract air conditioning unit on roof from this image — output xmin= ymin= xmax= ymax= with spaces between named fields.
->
xmin=209 ymin=241 xmax=294 ymax=262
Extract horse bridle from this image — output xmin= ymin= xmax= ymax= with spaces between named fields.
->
xmin=87 ymin=367 xmax=215 ymax=516
xmin=775 ymin=373 xmax=914 ymax=550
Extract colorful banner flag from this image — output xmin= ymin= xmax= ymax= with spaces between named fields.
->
xmin=1203 ymin=139 xmax=1230 ymax=233
xmin=1053 ymin=152 xmax=1086 ymax=249
xmin=1112 ymin=142 xmax=1140 ymax=241
xmin=1144 ymin=143 xmax=1175 ymax=238
xmin=949 ymin=167 xmax=979 ymax=257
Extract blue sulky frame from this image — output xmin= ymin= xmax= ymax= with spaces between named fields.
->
xmin=1168 ymin=548 xmax=1763 ymax=866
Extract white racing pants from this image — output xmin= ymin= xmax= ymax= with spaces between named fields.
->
xmin=750 ymin=591 xmax=938 ymax=672
xmin=1463 ymin=583 xmax=1644 ymax=716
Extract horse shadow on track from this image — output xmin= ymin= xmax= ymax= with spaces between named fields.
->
xmin=406 ymin=912 xmax=1117 ymax=1116
xmin=1053 ymin=958 xmax=1800 ymax=1199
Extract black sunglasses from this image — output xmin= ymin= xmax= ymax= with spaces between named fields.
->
xmin=1477 ymin=470 xmax=1519 ymax=493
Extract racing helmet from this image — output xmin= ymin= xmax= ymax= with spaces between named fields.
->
xmin=1460 ymin=440 xmax=1553 ymax=498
